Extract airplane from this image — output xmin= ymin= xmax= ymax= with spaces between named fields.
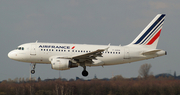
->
xmin=8 ymin=14 xmax=167 ymax=77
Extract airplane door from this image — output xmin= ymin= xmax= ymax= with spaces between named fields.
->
xmin=30 ymin=44 xmax=36 ymax=55
xmin=124 ymin=48 xmax=130 ymax=59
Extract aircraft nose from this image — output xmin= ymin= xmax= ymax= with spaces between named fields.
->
xmin=8 ymin=50 xmax=17 ymax=59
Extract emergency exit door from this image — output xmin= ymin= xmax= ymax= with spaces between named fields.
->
xmin=30 ymin=45 xmax=36 ymax=55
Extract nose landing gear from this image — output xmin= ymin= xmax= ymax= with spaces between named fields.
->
xmin=31 ymin=63 xmax=36 ymax=74
xmin=31 ymin=70 xmax=35 ymax=74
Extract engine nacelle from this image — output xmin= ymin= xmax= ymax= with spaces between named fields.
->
xmin=51 ymin=58 xmax=78 ymax=70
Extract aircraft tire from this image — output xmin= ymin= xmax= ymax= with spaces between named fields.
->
xmin=31 ymin=70 xmax=35 ymax=74
xmin=82 ymin=70 xmax=88 ymax=77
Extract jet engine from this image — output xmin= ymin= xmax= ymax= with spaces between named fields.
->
xmin=51 ymin=58 xmax=78 ymax=70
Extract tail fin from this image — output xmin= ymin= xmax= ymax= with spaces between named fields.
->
xmin=129 ymin=14 xmax=166 ymax=49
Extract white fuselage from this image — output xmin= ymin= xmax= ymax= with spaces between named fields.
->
xmin=8 ymin=42 xmax=166 ymax=67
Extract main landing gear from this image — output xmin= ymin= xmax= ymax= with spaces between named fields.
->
xmin=31 ymin=63 xmax=36 ymax=74
xmin=82 ymin=65 xmax=88 ymax=77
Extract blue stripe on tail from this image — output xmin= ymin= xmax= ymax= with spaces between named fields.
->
xmin=134 ymin=14 xmax=165 ymax=44
xmin=140 ymin=19 xmax=164 ymax=44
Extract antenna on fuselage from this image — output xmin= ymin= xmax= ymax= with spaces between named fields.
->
xmin=36 ymin=40 xmax=38 ymax=43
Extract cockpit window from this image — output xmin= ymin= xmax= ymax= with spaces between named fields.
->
xmin=16 ymin=47 xmax=24 ymax=50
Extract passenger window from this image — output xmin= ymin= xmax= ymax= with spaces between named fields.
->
xmin=22 ymin=47 xmax=24 ymax=50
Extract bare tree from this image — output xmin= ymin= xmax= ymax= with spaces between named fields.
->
xmin=139 ymin=63 xmax=152 ymax=79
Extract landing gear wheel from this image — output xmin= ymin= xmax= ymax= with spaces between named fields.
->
xmin=31 ymin=70 xmax=35 ymax=74
xmin=30 ymin=63 xmax=36 ymax=74
xmin=82 ymin=70 xmax=88 ymax=77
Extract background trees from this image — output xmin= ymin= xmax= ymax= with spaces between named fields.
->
xmin=139 ymin=63 xmax=152 ymax=79
xmin=1 ymin=64 xmax=180 ymax=94
xmin=1 ymin=79 xmax=180 ymax=95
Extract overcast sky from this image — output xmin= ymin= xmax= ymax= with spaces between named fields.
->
xmin=1 ymin=0 xmax=180 ymax=81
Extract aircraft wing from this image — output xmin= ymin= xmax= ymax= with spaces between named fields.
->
xmin=72 ymin=49 xmax=104 ymax=60
xmin=71 ymin=46 xmax=109 ymax=63
xmin=51 ymin=44 xmax=110 ymax=64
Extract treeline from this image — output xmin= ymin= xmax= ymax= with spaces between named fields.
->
xmin=0 ymin=77 xmax=180 ymax=95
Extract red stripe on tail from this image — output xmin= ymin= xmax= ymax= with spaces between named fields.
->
xmin=146 ymin=29 xmax=161 ymax=45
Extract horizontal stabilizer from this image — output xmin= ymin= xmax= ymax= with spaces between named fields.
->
xmin=142 ymin=49 xmax=161 ymax=55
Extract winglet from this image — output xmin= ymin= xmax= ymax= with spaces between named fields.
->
xmin=36 ymin=40 xmax=38 ymax=43
xmin=108 ymin=43 xmax=111 ymax=47
xmin=105 ymin=43 xmax=111 ymax=51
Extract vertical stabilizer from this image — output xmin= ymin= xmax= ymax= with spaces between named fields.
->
xmin=129 ymin=14 xmax=166 ymax=49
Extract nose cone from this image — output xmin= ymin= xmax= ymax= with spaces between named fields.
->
xmin=8 ymin=50 xmax=17 ymax=60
